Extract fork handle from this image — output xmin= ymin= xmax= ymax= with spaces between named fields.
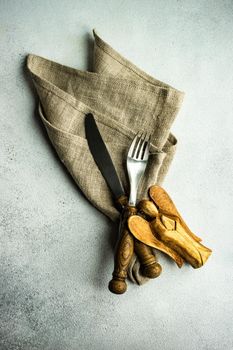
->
xmin=116 ymin=198 xmax=161 ymax=279
xmin=109 ymin=203 xmax=161 ymax=294
xmin=108 ymin=205 xmax=136 ymax=294
xmin=134 ymin=239 xmax=162 ymax=278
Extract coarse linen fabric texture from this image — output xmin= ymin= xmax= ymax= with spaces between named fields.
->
xmin=27 ymin=29 xmax=184 ymax=285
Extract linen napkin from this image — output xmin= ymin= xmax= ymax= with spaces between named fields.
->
xmin=27 ymin=29 xmax=184 ymax=285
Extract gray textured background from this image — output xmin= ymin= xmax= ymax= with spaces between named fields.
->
xmin=1 ymin=1 xmax=233 ymax=349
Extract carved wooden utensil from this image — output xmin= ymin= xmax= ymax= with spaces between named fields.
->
xmin=85 ymin=114 xmax=161 ymax=294
xmin=128 ymin=185 xmax=212 ymax=268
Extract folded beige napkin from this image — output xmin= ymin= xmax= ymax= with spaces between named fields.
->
xmin=27 ymin=29 xmax=184 ymax=285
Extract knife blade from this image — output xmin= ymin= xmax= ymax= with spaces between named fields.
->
xmin=85 ymin=113 xmax=125 ymax=201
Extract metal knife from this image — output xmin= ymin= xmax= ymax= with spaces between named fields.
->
xmin=85 ymin=113 xmax=160 ymax=294
xmin=85 ymin=113 xmax=127 ymax=207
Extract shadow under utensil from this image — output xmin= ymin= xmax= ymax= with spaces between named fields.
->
xmin=92 ymin=217 xmax=120 ymax=290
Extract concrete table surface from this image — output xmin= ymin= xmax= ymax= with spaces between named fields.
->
xmin=1 ymin=1 xmax=233 ymax=349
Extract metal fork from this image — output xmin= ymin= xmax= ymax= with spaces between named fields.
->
xmin=127 ymin=133 xmax=151 ymax=206
xmin=109 ymin=132 xmax=162 ymax=294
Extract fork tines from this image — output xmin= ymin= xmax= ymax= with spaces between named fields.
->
xmin=128 ymin=132 xmax=151 ymax=160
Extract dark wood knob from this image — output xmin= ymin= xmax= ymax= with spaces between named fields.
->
xmin=134 ymin=239 xmax=162 ymax=278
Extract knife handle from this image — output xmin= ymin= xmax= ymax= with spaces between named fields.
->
xmin=134 ymin=239 xmax=162 ymax=278
xmin=108 ymin=206 xmax=136 ymax=294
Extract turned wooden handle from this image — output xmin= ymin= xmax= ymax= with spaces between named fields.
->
xmin=108 ymin=206 xmax=136 ymax=294
xmin=134 ymin=239 xmax=162 ymax=278
xmin=109 ymin=200 xmax=161 ymax=294
xmin=117 ymin=195 xmax=161 ymax=279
